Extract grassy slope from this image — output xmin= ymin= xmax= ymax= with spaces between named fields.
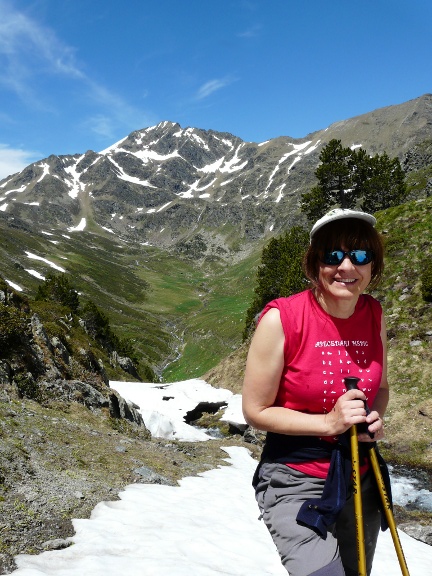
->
xmin=0 ymin=219 xmax=262 ymax=381
xmin=160 ymin=251 xmax=261 ymax=381
xmin=371 ymin=197 xmax=432 ymax=469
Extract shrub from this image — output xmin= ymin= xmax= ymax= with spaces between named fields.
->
xmin=420 ymin=259 xmax=432 ymax=302
xmin=0 ymin=304 xmax=29 ymax=349
xmin=35 ymin=273 xmax=79 ymax=313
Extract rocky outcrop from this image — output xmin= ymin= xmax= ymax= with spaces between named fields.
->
xmin=0 ymin=303 xmax=144 ymax=429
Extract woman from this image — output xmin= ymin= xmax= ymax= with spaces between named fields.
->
xmin=242 ymin=208 xmax=389 ymax=576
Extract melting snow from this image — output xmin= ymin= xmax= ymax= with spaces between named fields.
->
xmin=68 ymin=218 xmax=86 ymax=232
xmin=107 ymin=157 xmax=156 ymax=188
xmin=25 ymin=269 xmax=46 ymax=280
xmin=37 ymin=163 xmax=51 ymax=183
xmin=110 ymin=379 xmax=242 ymax=442
xmin=64 ymin=161 xmax=85 ymax=199
xmin=4 ymin=279 xmax=23 ymax=291
xmin=177 ymin=177 xmax=217 ymax=199
xmin=24 ymin=252 xmax=66 ymax=273
xmin=10 ymin=378 xmax=432 ymax=576
xmin=125 ymin=148 xmax=180 ymax=163
xmin=99 ymin=136 xmax=128 ymax=155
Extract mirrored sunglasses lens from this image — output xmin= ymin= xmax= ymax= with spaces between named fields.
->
xmin=324 ymin=250 xmax=344 ymax=264
xmin=351 ymin=250 xmax=370 ymax=264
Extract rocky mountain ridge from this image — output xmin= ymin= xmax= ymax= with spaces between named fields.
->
xmin=1 ymin=94 xmax=431 ymax=262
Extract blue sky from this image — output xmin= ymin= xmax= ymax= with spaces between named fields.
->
xmin=1 ymin=0 xmax=431 ymax=179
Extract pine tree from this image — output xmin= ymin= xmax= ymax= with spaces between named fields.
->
xmin=300 ymin=140 xmax=357 ymax=220
xmin=243 ymin=226 xmax=309 ymax=339
xmin=301 ymin=140 xmax=407 ymax=220
xmin=360 ymin=152 xmax=407 ymax=212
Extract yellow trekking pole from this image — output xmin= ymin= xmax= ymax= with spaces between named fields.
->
xmin=345 ymin=377 xmax=367 ymax=575
xmin=349 ymin=421 xmax=367 ymax=576
xmin=345 ymin=377 xmax=410 ymax=576
xmin=368 ymin=447 xmax=410 ymax=576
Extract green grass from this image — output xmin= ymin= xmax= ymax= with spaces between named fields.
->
xmin=372 ymin=196 xmax=432 ymax=399
xmin=0 ymin=218 xmax=261 ymax=381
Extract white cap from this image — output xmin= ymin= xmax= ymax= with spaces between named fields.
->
xmin=310 ymin=208 xmax=376 ymax=239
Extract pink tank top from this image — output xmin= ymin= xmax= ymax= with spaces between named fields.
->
xmin=260 ymin=290 xmax=383 ymax=478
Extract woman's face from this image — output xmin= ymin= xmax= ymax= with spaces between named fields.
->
xmin=318 ymin=246 xmax=372 ymax=302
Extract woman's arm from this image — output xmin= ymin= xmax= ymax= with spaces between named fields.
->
xmin=242 ymin=308 xmax=370 ymax=437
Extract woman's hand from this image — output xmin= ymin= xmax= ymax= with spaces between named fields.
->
xmin=358 ymin=410 xmax=385 ymax=443
xmin=325 ymin=389 xmax=369 ymax=436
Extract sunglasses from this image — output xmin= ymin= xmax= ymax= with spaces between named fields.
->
xmin=321 ymin=249 xmax=374 ymax=266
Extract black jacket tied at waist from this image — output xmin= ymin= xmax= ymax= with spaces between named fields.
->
xmin=253 ymin=432 xmax=391 ymax=539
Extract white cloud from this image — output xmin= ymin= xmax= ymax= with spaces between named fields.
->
xmin=0 ymin=144 xmax=39 ymax=180
xmin=0 ymin=1 xmax=153 ymax=139
xmin=0 ymin=0 xmax=83 ymax=103
xmin=83 ymin=114 xmax=116 ymax=140
xmin=196 ymin=78 xmax=233 ymax=100
xmin=83 ymin=81 xmax=156 ymax=139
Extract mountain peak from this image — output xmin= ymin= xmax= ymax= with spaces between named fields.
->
xmin=1 ymin=95 xmax=431 ymax=261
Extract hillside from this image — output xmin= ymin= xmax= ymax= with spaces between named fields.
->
xmin=1 ymin=95 xmax=432 ymax=380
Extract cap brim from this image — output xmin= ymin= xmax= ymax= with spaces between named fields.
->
xmin=310 ymin=209 xmax=376 ymax=239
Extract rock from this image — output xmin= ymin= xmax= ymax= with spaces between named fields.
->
xmin=50 ymin=336 xmax=70 ymax=364
xmin=42 ymin=538 xmax=72 ymax=550
xmin=109 ymin=351 xmax=140 ymax=379
xmin=133 ymin=466 xmax=172 ymax=485
xmin=0 ymin=360 xmax=13 ymax=386
xmin=399 ymin=523 xmax=432 ymax=546
xmin=30 ymin=314 xmax=52 ymax=350
xmin=109 ymin=390 xmax=144 ymax=427
xmin=243 ymin=426 xmax=266 ymax=446
xmin=40 ymin=379 xmax=109 ymax=411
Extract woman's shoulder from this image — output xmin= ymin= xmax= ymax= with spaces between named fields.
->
xmin=358 ymin=294 xmax=383 ymax=323
xmin=259 ymin=291 xmax=311 ymax=328
xmin=360 ymin=293 xmax=383 ymax=310
xmin=264 ymin=290 xmax=311 ymax=312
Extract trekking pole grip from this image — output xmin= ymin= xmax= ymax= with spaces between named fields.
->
xmin=345 ymin=377 xmax=374 ymax=438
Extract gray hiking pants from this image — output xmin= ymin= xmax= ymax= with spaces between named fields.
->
xmin=255 ymin=463 xmax=381 ymax=576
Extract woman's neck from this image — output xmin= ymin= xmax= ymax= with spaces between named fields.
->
xmin=314 ymin=289 xmax=359 ymax=319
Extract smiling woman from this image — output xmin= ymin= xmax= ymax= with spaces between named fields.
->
xmin=242 ymin=208 xmax=390 ymax=576
xmin=303 ymin=210 xmax=384 ymax=319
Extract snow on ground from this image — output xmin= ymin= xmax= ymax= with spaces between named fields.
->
xmin=24 ymin=251 xmax=66 ymax=273
xmin=12 ymin=379 xmax=432 ymax=575
xmin=110 ymin=379 xmax=244 ymax=442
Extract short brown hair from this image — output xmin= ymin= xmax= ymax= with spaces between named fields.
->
xmin=303 ymin=218 xmax=384 ymax=289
